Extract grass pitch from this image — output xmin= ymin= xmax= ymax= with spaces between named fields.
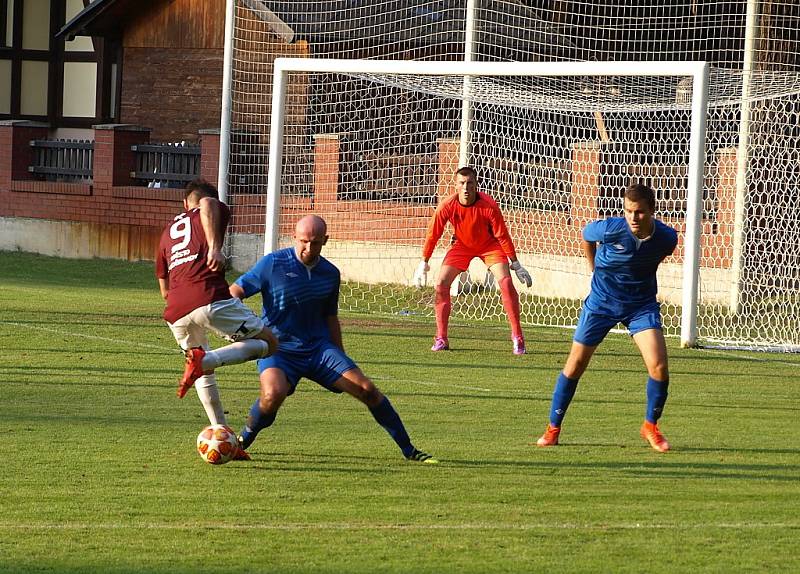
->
xmin=1 ymin=251 xmax=798 ymax=573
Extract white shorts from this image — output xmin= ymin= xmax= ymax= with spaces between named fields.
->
xmin=167 ymin=298 xmax=265 ymax=351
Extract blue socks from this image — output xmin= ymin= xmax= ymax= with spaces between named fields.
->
xmin=645 ymin=377 xmax=669 ymax=423
xmin=549 ymin=372 xmax=579 ymax=427
xmin=369 ymin=396 xmax=414 ymax=457
xmin=239 ymin=396 xmax=415 ymax=456
xmin=547 ymin=374 xmax=668 ymax=427
xmin=239 ymin=398 xmax=276 ymax=450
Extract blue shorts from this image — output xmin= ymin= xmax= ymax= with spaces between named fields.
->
xmin=573 ymin=302 xmax=663 ymax=347
xmin=256 ymin=341 xmax=357 ymax=395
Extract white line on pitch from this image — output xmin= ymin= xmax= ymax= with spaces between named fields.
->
xmin=3 ymin=321 xmax=178 ymax=352
xmin=694 ymin=346 xmax=800 ymax=367
xmin=0 ymin=521 xmax=794 ymax=531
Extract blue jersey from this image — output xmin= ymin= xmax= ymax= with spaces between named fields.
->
xmin=235 ymin=247 xmax=340 ymax=353
xmin=583 ymin=217 xmax=678 ymax=316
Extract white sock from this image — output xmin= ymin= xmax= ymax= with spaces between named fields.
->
xmin=203 ymin=339 xmax=270 ymax=370
xmin=195 ymin=374 xmax=226 ymax=425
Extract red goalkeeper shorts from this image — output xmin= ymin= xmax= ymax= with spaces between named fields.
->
xmin=443 ymin=242 xmax=508 ymax=271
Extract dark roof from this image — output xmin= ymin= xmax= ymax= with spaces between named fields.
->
xmin=56 ymin=0 xmax=157 ymax=40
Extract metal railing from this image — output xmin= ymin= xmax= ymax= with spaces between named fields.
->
xmin=484 ymin=157 xmax=572 ymax=213
xmin=29 ymin=139 xmax=94 ymax=182
xmin=130 ymin=142 xmax=201 ymax=188
xmin=339 ymin=152 xmax=439 ymax=204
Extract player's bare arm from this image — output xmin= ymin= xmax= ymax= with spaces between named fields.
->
xmin=229 ymin=283 xmax=246 ymax=300
xmin=158 ymin=277 xmax=169 ymax=300
xmin=198 ymin=196 xmax=227 ymax=272
xmin=582 ymin=239 xmax=597 ymax=272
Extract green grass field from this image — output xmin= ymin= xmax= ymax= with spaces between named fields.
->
xmin=1 ymin=250 xmax=798 ymax=573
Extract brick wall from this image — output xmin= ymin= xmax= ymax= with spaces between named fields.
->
xmin=294 ymin=133 xmax=738 ymax=268
xmin=120 ymin=48 xmax=223 ymax=143
xmin=1 ymin=121 xmax=736 ymax=269
xmin=0 ymin=121 xmax=220 ymax=260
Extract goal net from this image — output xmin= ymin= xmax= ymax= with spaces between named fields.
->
xmin=224 ymin=0 xmax=800 ymax=352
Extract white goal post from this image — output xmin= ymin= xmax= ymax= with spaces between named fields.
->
xmin=263 ymin=58 xmax=710 ymax=348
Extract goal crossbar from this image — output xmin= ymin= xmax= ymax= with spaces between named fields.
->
xmin=263 ymin=58 xmax=710 ymax=347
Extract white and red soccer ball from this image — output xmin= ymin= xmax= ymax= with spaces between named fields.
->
xmin=196 ymin=424 xmax=238 ymax=465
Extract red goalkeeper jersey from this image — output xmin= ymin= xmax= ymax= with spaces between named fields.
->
xmin=155 ymin=203 xmax=232 ymax=323
xmin=422 ymin=191 xmax=517 ymax=260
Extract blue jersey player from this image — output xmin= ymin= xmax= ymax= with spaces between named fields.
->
xmin=536 ymin=184 xmax=678 ymax=452
xmin=230 ymin=215 xmax=437 ymax=463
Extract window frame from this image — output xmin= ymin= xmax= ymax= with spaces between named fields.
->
xmin=0 ymin=0 xmax=118 ymax=126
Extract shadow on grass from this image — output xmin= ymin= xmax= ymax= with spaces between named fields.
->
xmin=3 ymin=371 xmax=799 ymax=413
xmin=232 ymin=450 xmax=800 ymax=482
xmin=360 ymin=357 xmax=794 ymax=380
xmin=445 ymin=456 xmax=800 ymax=481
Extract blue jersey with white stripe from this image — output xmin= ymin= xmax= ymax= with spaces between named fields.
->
xmin=235 ymin=247 xmax=340 ymax=353
xmin=583 ymin=217 xmax=678 ymax=316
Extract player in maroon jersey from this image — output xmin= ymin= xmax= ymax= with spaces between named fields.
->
xmin=155 ymin=179 xmax=277 ymax=434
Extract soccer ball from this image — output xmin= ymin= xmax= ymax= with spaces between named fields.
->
xmin=196 ymin=424 xmax=239 ymax=465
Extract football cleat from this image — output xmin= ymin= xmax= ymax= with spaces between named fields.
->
xmin=430 ymin=337 xmax=449 ymax=352
xmin=536 ymin=424 xmax=561 ymax=447
xmin=231 ymin=446 xmax=252 ymax=461
xmin=405 ymin=448 xmax=439 ymax=464
xmin=512 ymin=336 xmax=526 ymax=355
xmin=177 ymin=347 xmax=206 ymax=399
xmin=640 ymin=421 xmax=670 ymax=452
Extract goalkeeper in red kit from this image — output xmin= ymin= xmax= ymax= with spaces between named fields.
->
xmin=413 ymin=166 xmax=532 ymax=354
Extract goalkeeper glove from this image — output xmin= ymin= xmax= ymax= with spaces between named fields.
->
xmin=413 ymin=260 xmax=430 ymax=288
xmin=510 ymin=261 xmax=532 ymax=287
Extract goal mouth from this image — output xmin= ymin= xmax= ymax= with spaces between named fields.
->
xmin=224 ymin=50 xmax=800 ymax=352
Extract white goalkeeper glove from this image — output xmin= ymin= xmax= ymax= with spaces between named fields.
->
xmin=510 ymin=261 xmax=533 ymax=287
xmin=413 ymin=260 xmax=430 ymax=288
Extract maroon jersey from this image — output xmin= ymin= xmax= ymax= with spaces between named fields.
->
xmin=155 ymin=203 xmax=232 ymax=323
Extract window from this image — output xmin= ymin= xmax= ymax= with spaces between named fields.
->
xmin=60 ymin=0 xmax=98 ymax=124
xmin=0 ymin=0 xmax=12 ymax=114
xmin=1 ymin=0 xmax=12 ymax=48
xmin=0 ymin=0 xmax=118 ymax=126
xmin=0 ymin=0 xmax=51 ymax=121
xmin=0 ymin=59 xmax=10 ymax=114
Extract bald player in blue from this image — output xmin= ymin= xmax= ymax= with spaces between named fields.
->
xmin=535 ymin=183 xmax=678 ymax=453
xmin=230 ymin=214 xmax=438 ymax=463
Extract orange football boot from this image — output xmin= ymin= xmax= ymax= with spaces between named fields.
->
xmin=640 ymin=421 xmax=670 ymax=453
xmin=177 ymin=347 xmax=206 ymax=398
xmin=536 ymin=424 xmax=561 ymax=447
